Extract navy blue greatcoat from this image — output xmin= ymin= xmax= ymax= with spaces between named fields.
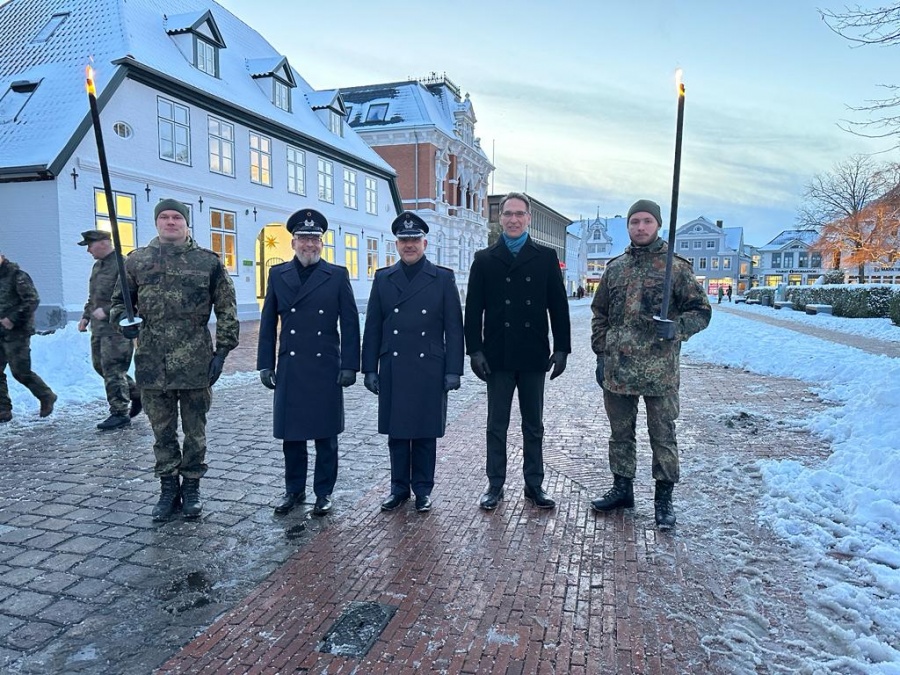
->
xmin=361 ymin=258 xmax=464 ymax=439
xmin=464 ymin=236 xmax=571 ymax=370
xmin=257 ymin=260 xmax=360 ymax=441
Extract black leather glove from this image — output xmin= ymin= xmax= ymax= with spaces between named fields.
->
xmin=547 ymin=352 xmax=567 ymax=380
xmin=363 ymin=372 xmax=379 ymax=395
xmin=470 ymin=352 xmax=491 ymax=381
xmin=595 ymin=356 xmax=605 ymax=387
xmin=444 ymin=374 xmax=461 ymax=392
xmin=654 ymin=317 xmax=677 ymax=341
xmin=337 ymin=369 xmax=356 ymax=387
xmin=121 ymin=322 xmax=140 ymax=340
xmin=260 ymin=368 xmax=276 ymax=390
xmin=208 ymin=352 xmax=227 ymax=386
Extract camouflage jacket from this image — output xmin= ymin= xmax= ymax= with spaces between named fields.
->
xmin=591 ymin=237 xmax=711 ymax=396
xmin=82 ymin=251 xmax=122 ymax=336
xmin=0 ymin=259 xmax=39 ymax=340
xmin=110 ymin=237 xmax=239 ymax=389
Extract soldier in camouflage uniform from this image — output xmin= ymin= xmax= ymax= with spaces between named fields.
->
xmin=111 ymin=199 xmax=239 ymax=522
xmin=77 ymin=230 xmax=140 ymax=431
xmin=0 ymin=253 xmax=57 ymax=423
xmin=590 ymin=199 xmax=710 ymax=529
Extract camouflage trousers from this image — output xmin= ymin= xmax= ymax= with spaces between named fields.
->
xmin=603 ymin=389 xmax=680 ymax=483
xmin=142 ymin=388 xmax=212 ymax=479
xmin=90 ymin=333 xmax=137 ymax=416
xmin=0 ymin=336 xmax=54 ymax=411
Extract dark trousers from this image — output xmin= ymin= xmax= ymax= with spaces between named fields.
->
xmin=142 ymin=388 xmax=212 ymax=479
xmin=283 ymin=437 xmax=338 ymax=497
xmin=603 ymin=389 xmax=680 ymax=483
xmin=485 ymin=369 xmax=546 ymax=489
xmin=388 ymin=437 xmax=436 ymax=498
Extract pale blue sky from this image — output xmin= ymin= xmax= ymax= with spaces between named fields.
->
xmin=216 ymin=0 xmax=899 ymax=245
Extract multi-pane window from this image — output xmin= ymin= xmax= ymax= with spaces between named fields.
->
xmin=798 ymin=252 xmax=809 ymax=267
xmin=287 ymin=146 xmax=305 ymax=195
xmin=707 ymin=240 xmax=716 ymax=249
xmin=712 ymin=258 xmax=720 ymax=269
xmin=318 ymin=158 xmax=333 ymax=202
xmin=249 ymin=132 xmax=272 ymax=186
xmin=811 ymin=252 xmax=822 ymax=267
xmin=433 ymin=233 xmax=443 ymax=265
xmin=680 ymin=241 xmax=689 ymax=249
xmin=367 ymin=238 xmax=379 ymax=279
xmin=94 ymin=189 xmax=136 ymax=254
xmin=692 ymin=240 xmax=702 ymax=249
xmin=273 ymin=80 xmax=290 ymax=112
xmin=343 ymin=168 xmax=357 ymax=209
xmin=723 ymin=258 xmax=732 ymax=270
xmin=329 ymin=111 xmax=342 ymax=136
xmin=195 ymin=38 xmax=217 ymax=76
xmin=385 ymin=240 xmax=397 ymax=266
xmin=157 ymin=97 xmax=190 ymax=165
xmin=365 ymin=177 xmax=377 ymax=215
xmin=344 ymin=233 xmax=359 ymax=279
xmin=210 ymin=208 xmax=237 ymax=274
xmin=208 ymin=116 xmax=234 ymax=176
xmin=782 ymin=252 xmax=794 ymax=267
xmin=322 ymin=230 xmax=335 ymax=263
xmin=698 ymin=258 xmax=707 ymax=270
xmin=771 ymin=253 xmax=782 ymax=267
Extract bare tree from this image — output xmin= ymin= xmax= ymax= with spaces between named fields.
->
xmin=800 ymin=154 xmax=900 ymax=282
xmin=820 ymin=4 xmax=900 ymax=145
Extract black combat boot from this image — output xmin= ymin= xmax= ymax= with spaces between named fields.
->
xmin=654 ymin=480 xmax=677 ymax=530
xmin=151 ymin=475 xmax=181 ymax=522
xmin=591 ymin=474 xmax=634 ymax=512
xmin=181 ymin=478 xmax=203 ymax=519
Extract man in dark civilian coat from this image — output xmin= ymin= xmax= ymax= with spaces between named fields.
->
xmin=257 ymin=208 xmax=360 ymax=516
xmin=465 ymin=192 xmax=571 ymax=511
xmin=362 ymin=212 xmax=464 ymax=513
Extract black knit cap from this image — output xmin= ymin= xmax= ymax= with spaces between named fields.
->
xmin=154 ymin=198 xmax=190 ymax=226
xmin=626 ymin=199 xmax=663 ymax=227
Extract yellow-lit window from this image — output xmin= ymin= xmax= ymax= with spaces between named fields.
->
xmin=322 ymin=230 xmax=335 ymax=263
xmin=210 ymin=208 xmax=237 ymax=274
xmin=344 ymin=233 xmax=358 ymax=279
xmin=94 ymin=189 xmax=136 ymax=253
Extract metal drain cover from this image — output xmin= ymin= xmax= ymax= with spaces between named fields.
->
xmin=317 ymin=601 xmax=397 ymax=657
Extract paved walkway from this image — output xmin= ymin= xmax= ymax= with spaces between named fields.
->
xmin=2 ymin=301 xmax=884 ymax=673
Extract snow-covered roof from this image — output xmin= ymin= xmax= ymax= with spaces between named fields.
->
xmin=759 ymin=229 xmax=821 ymax=251
xmin=0 ymin=0 xmax=394 ymax=177
xmin=570 ymin=216 xmax=631 ymax=257
xmin=340 ymin=77 xmax=488 ymax=161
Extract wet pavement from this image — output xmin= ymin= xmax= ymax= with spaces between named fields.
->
xmin=0 ymin=301 xmax=874 ymax=673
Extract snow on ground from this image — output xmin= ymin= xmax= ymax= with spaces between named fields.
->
xmin=5 ymin=302 xmax=900 ymax=670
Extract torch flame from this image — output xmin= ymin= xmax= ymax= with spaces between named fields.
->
xmin=675 ymin=68 xmax=685 ymax=97
xmin=85 ymin=65 xmax=96 ymax=96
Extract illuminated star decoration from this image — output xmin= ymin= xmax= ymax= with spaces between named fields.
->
xmin=265 ymin=234 xmax=278 ymax=249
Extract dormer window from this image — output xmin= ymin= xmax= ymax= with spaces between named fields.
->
xmin=328 ymin=110 xmax=342 ymax=136
xmin=195 ymin=37 xmax=218 ymax=76
xmin=366 ymin=103 xmax=388 ymax=122
xmin=166 ymin=11 xmax=226 ymax=78
xmin=248 ymin=56 xmax=296 ymax=112
xmin=274 ymin=80 xmax=290 ymax=111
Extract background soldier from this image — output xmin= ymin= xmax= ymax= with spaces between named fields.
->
xmin=0 ymin=252 xmax=56 ymax=423
xmin=77 ymin=230 xmax=141 ymax=430
xmin=464 ymin=192 xmax=570 ymax=511
xmin=590 ymin=199 xmax=711 ymax=529
xmin=257 ymin=208 xmax=359 ymax=517
xmin=111 ymin=199 xmax=239 ymax=522
xmin=362 ymin=212 xmax=464 ymax=513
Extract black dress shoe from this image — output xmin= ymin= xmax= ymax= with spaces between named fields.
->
xmin=415 ymin=495 xmax=432 ymax=512
xmin=312 ymin=495 xmax=333 ymax=516
xmin=274 ymin=491 xmax=305 ymax=515
xmin=97 ymin=413 xmax=131 ymax=430
xmin=479 ymin=486 xmax=504 ymax=511
xmin=380 ymin=494 xmax=409 ymax=511
xmin=524 ymin=485 xmax=556 ymax=509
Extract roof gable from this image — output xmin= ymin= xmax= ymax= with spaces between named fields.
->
xmin=164 ymin=10 xmax=225 ymax=47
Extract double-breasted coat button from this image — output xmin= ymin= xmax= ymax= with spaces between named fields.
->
xmin=526 ymin=276 xmax=531 ymax=282
xmin=421 ymin=331 xmax=426 ymax=336
xmin=317 ymin=331 xmax=322 ymax=335
xmin=506 ymin=277 xmax=511 ymax=282
xmin=505 ymin=299 xmax=510 ymax=305
xmin=316 ymin=353 xmax=321 ymax=357
xmin=421 ymin=309 xmax=427 ymax=314
xmin=289 ymin=351 xmax=295 ymax=356
xmin=419 ymin=353 xmax=424 ymax=358
xmin=504 ymin=322 xmax=510 ymax=327
xmin=318 ymin=309 xmax=324 ymax=314
xmin=291 ymin=308 xmax=296 ymax=313
xmin=290 ymin=329 xmax=296 ymax=334
xmin=392 ymin=351 xmax=398 ymax=356
xmin=526 ymin=300 xmax=532 ymax=305
xmin=393 ymin=329 xmax=398 ymax=334
xmin=525 ymin=322 xmax=531 ymax=327
xmin=394 ymin=308 xmax=399 ymax=313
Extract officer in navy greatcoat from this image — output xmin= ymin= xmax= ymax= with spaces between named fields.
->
xmin=257 ymin=208 xmax=360 ymax=516
xmin=361 ymin=212 xmax=464 ymax=513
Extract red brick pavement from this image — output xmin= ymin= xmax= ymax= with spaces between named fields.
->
xmin=162 ymin=303 xmax=848 ymax=674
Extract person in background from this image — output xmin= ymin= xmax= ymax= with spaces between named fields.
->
xmin=111 ymin=199 xmax=239 ymax=522
xmin=464 ymin=191 xmax=571 ymax=511
xmin=77 ymin=229 xmax=141 ymax=430
xmin=590 ymin=199 xmax=711 ymax=529
xmin=0 ymin=252 xmax=57 ymax=423
xmin=257 ymin=208 xmax=359 ymax=517
xmin=726 ymin=285 xmax=733 ymax=302
xmin=362 ymin=212 xmax=464 ymax=514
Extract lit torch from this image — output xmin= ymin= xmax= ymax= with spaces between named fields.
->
xmin=655 ymin=69 xmax=686 ymax=335
xmin=85 ymin=65 xmax=141 ymax=331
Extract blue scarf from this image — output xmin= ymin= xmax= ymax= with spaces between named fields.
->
xmin=501 ymin=231 xmax=528 ymax=257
